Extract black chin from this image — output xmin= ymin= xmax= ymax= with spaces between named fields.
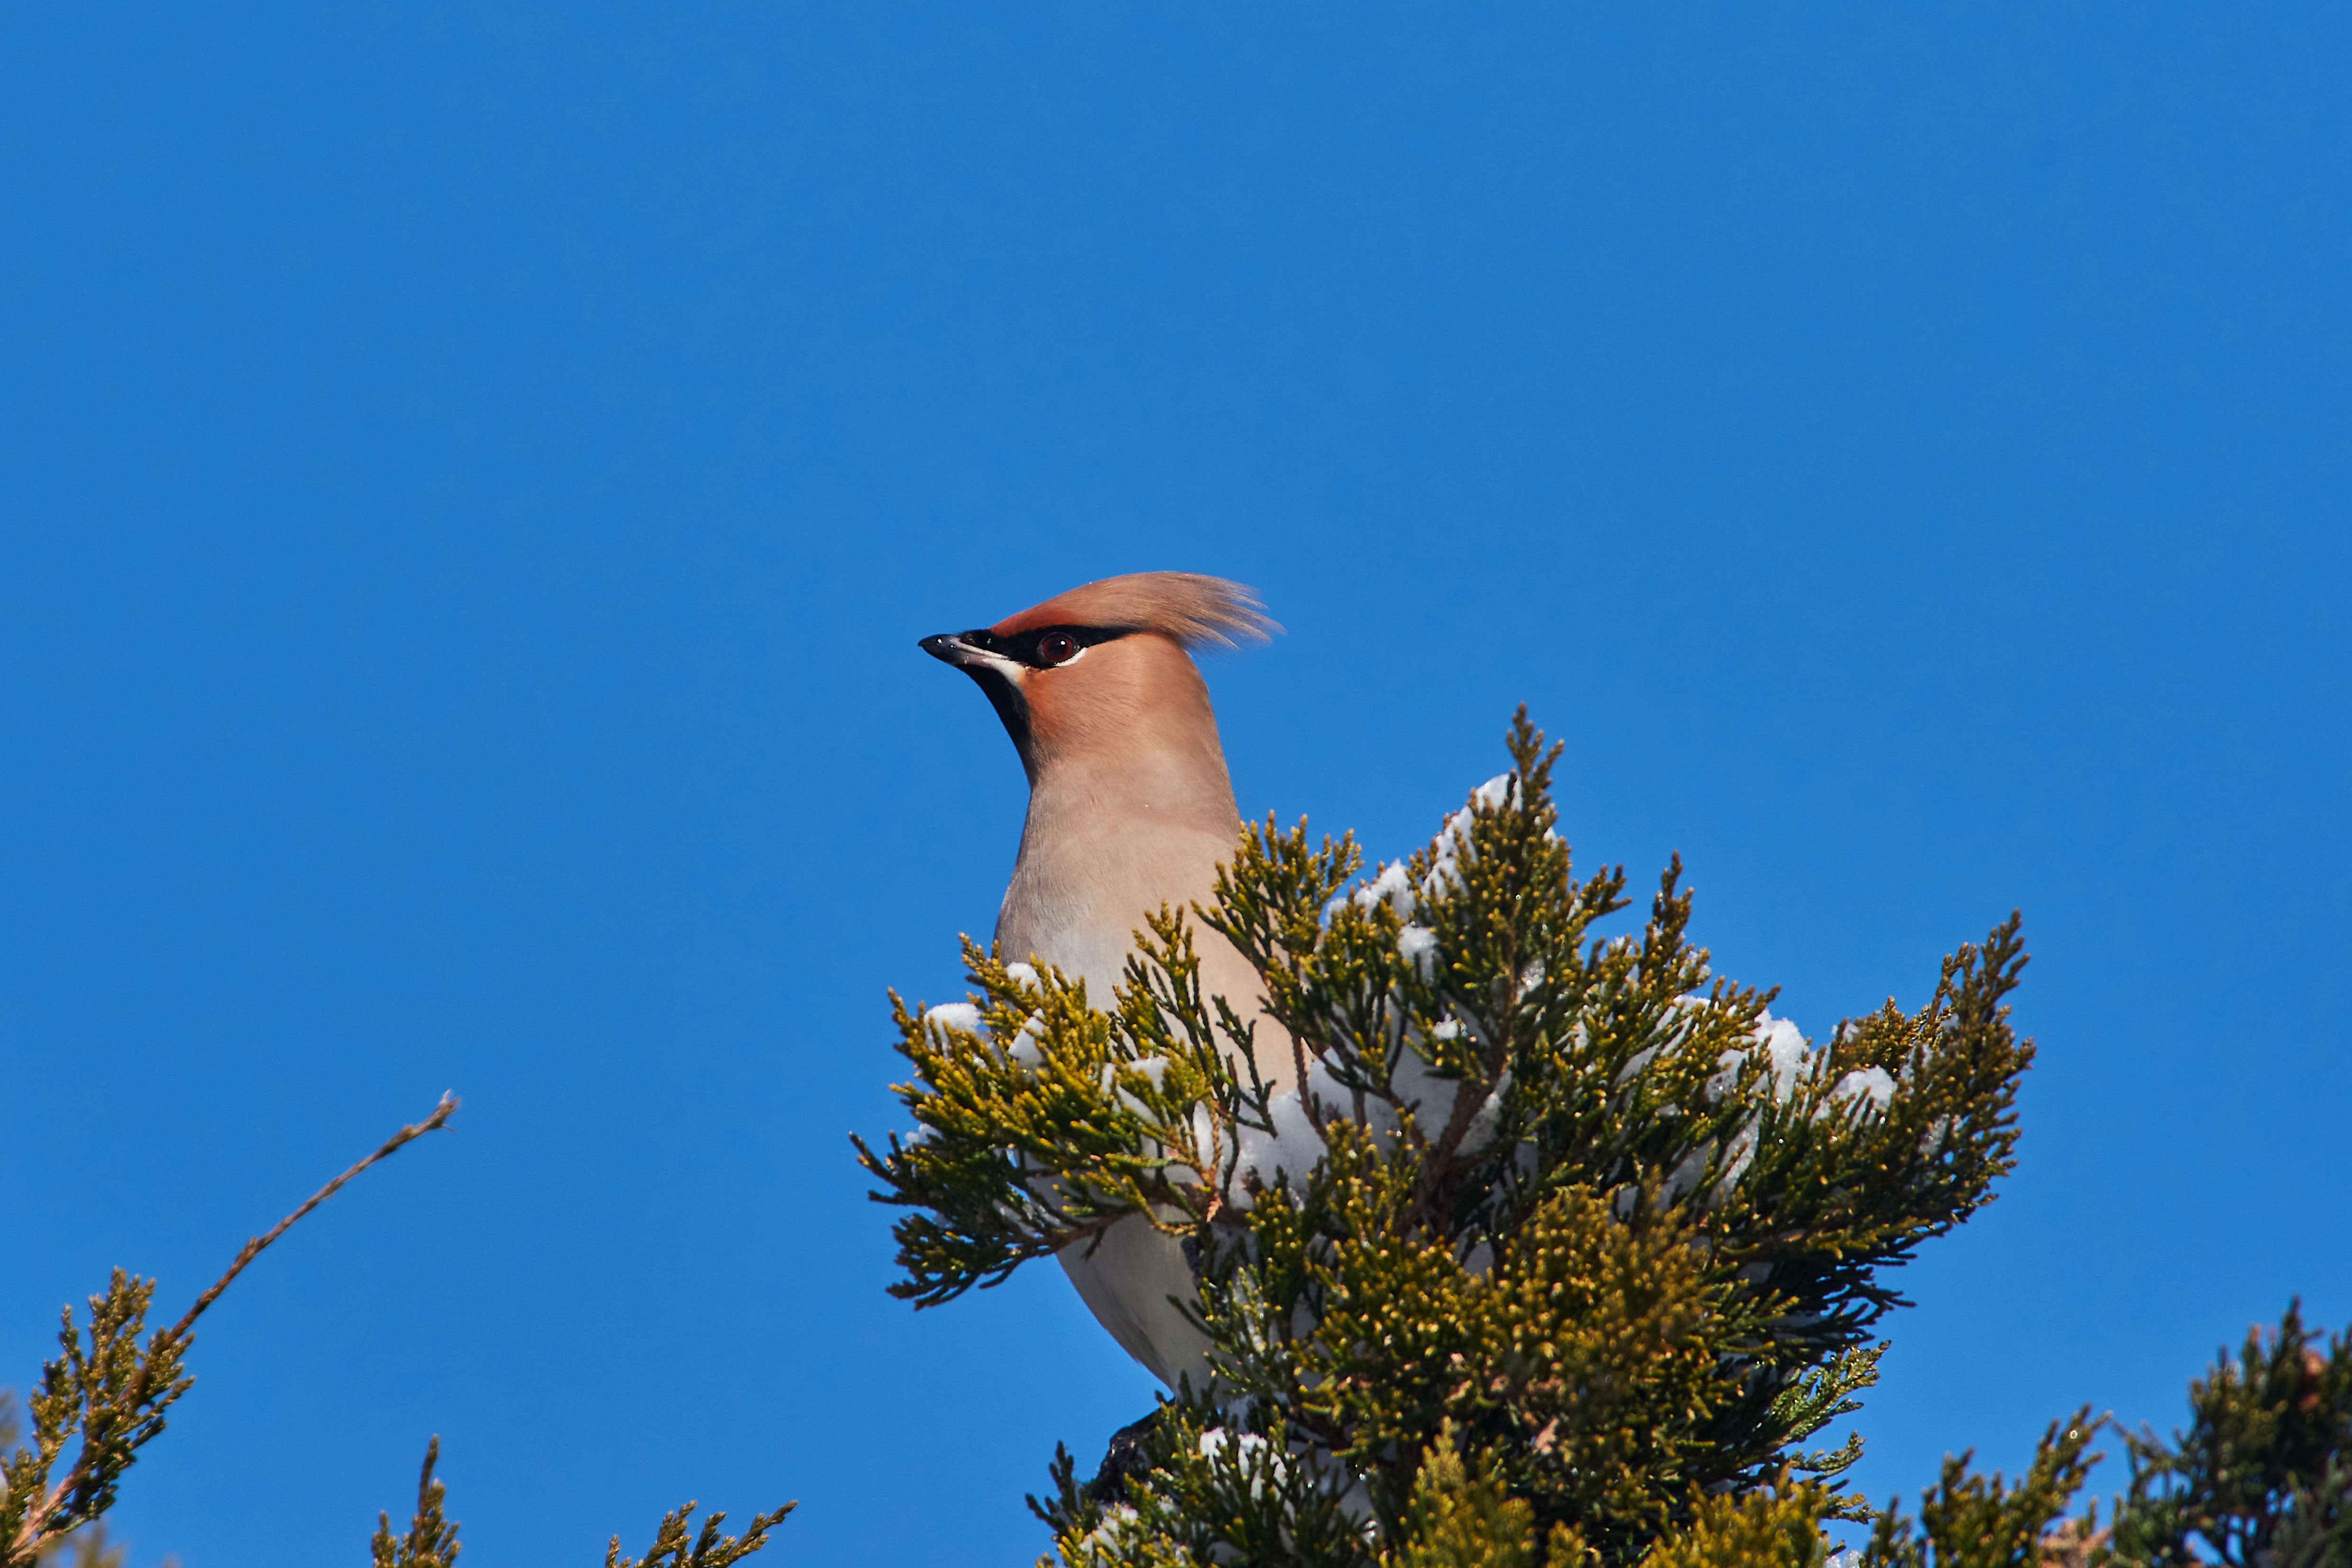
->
xmin=959 ymin=663 xmax=1037 ymax=784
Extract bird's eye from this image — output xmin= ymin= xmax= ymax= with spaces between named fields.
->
xmin=1036 ymin=633 xmax=1080 ymax=666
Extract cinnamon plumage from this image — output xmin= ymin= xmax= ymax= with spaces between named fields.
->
xmin=920 ymin=571 xmax=1289 ymax=1390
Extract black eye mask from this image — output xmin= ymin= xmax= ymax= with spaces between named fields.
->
xmin=958 ymin=624 xmax=1134 ymax=670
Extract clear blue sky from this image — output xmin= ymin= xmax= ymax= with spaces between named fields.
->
xmin=3 ymin=6 xmax=2346 ymax=1563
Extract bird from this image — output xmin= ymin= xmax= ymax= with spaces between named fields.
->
xmin=919 ymin=570 xmax=1292 ymax=1392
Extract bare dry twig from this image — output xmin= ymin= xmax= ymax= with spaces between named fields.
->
xmin=6 ymin=1092 xmax=460 ymax=1562
xmin=167 ymin=1090 xmax=459 ymax=1341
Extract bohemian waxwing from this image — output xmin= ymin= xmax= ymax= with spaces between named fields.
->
xmin=920 ymin=571 xmax=1290 ymax=1391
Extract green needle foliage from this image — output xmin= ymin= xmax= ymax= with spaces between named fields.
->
xmin=1859 ymin=1410 xmax=2104 ymax=1568
xmin=1860 ymin=1301 xmax=2351 ymax=1566
xmin=1637 ymin=1477 xmax=1839 ymax=1568
xmin=3 ymin=1096 xmax=794 ymax=1566
xmin=9 ymin=706 xmax=2340 ymax=1567
xmin=860 ymin=710 xmax=2042 ymax=1565
xmin=0 ymin=1409 xmax=129 ymax=1568
xmin=601 ymin=1500 xmax=797 ymax=1568
xmin=858 ymin=708 xmax=2352 ymax=1564
xmin=2 ymin=1097 xmax=458 ymax=1568
xmin=0 ymin=1274 xmax=192 ymax=1567
xmin=360 ymin=1436 xmax=796 ymax=1568
xmin=2107 ymin=1302 xmax=2352 ymax=1566
xmin=374 ymin=1439 xmax=462 ymax=1568
xmin=358 ymin=1436 xmax=794 ymax=1568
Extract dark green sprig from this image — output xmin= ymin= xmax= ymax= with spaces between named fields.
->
xmin=603 ymin=1501 xmax=796 ymax=1568
xmin=0 ymin=1272 xmax=189 ymax=1566
xmin=1034 ymin=1403 xmax=1371 ymax=1568
xmin=865 ymin=708 xmax=2050 ymax=1564
xmin=360 ymin=1438 xmax=793 ymax=1568
xmin=1 ymin=1094 xmax=458 ymax=1568
xmin=372 ymin=1437 xmax=461 ymax=1568
xmin=852 ymin=918 xmax=1251 ymax=1307
xmin=1849 ymin=1300 xmax=2352 ymax=1568
xmin=2109 ymin=1300 xmax=2352 ymax=1566
xmin=1861 ymin=1410 xmax=2104 ymax=1568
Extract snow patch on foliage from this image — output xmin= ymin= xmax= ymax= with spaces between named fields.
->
xmin=1327 ymin=773 xmax=1520 ymax=925
xmin=1228 ymin=1081 xmax=1329 ymax=1210
xmin=923 ymin=992 xmax=1049 ymax=1068
xmin=1357 ymin=860 xmax=1419 ymax=919
xmin=1758 ymin=1015 xmax=1811 ymax=1099
xmin=1705 ymin=1009 xmax=1821 ymax=1194
xmin=1821 ymin=1065 xmax=1896 ymax=1119
xmin=1700 ymin=1010 xmax=1816 ymax=1106
xmin=1199 ymin=1427 xmax=1275 ymax=1468
xmin=922 ymin=1000 xmax=984 ymax=1042
xmin=1069 ymin=1503 xmax=1140 ymax=1556
xmin=1422 ymin=772 xmax=1515 ymax=898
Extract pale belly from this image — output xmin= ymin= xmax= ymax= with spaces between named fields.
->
xmin=997 ymin=869 xmax=1220 ymax=1392
xmin=1057 ymin=1214 xmax=1214 ymax=1393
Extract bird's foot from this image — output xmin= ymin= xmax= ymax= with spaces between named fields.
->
xmin=1084 ymin=1410 xmax=1162 ymax=1506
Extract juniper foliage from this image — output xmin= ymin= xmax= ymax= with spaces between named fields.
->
xmin=601 ymin=1500 xmax=797 ymax=1568
xmin=1859 ymin=1410 xmax=2104 ymax=1568
xmin=360 ymin=1432 xmax=796 ymax=1568
xmin=0 ymin=1409 xmax=126 ymax=1568
xmin=374 ymin=1439 xmax=462 ymax=1568
xmin=2 ymin=1097 xmax=794 ymax=1566
xmin=860 ymin=711 xmax=2351 ymax=1561
xmin=0 ymin=1274 xmax=191 ymax=1568
xmin=2106 ymin=1302 xmax=2352 ymax=1567
xmin=859 ymin=710 xmax=2042 ymax=1564
xmin=0 ymin=1095 xmax=461 ymax=1567
xmin=1858 ymin=1300 xmax=2352 ymax=1567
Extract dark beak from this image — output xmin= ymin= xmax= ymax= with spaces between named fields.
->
xmin=920 ymin=632 xmax=982 ymax=667
xmin=920 ymin=628 xmax=1032 ymax=772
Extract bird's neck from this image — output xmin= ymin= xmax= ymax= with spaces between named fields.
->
xmin=998 ymin=740 xmax=1245 ymax=991
xmin=1025 ymin=739 xmax=1241 ymax=840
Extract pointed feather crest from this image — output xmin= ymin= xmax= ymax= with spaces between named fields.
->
xmin=991 ymin=572 xmax=1279 ymax=650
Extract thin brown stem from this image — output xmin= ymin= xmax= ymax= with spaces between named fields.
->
xmin=6 ymin=1093 xmax=460 ymax=1563
xmin=167 ymin=1091 xmax=459 ymax=1342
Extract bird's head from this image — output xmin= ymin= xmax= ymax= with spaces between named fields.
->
xmin=921 ymin=572 xmax=1276 ymax=786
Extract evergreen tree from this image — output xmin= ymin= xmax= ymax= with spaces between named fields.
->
xmin=0 ymin=1097 xmax=792 ymax=1567
xmin=858 ymin=710 xmax=2352 ymax=1567
xmin=9 ymin=714 xmax=2343 ymax=1563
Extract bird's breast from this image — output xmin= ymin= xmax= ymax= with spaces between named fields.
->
xmin=995 ymin=815 xmax=1235 ymax=1001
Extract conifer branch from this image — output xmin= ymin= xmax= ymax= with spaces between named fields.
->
xmin=171 ymin=1091 xmax=459 ymax=1342
xmin=604 ymin=1501 xmax=796 ymax=1568
xmin=372 ymin=1436 xmax=460 ymax=1568
xmin=0 ymin=1094 xmax=459 ymax=1566
xmin=858 ymin=708 xmax=2347 ymax=1566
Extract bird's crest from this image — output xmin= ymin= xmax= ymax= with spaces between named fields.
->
xmin=992 ymin=572 xmax=1279 ymax=650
